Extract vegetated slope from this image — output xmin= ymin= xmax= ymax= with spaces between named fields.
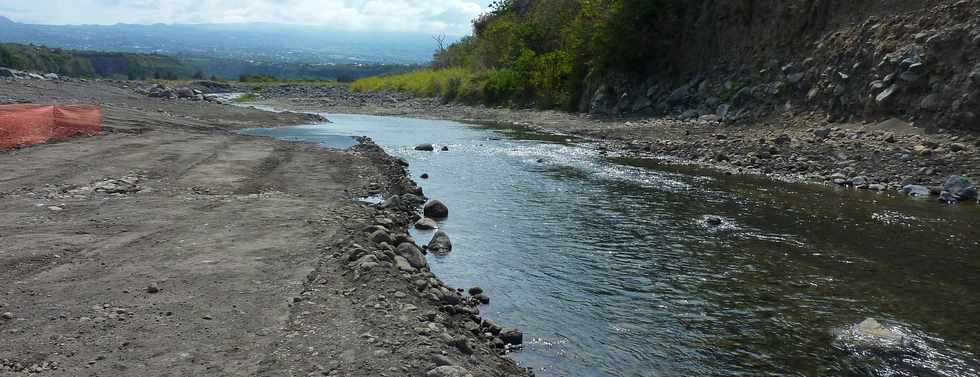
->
xmin=355 ymin=0 xmax=980 ymax=132
xmin=0 ymin=43 xmax=187 ymax=79
xmin=0 ymin=42 xmax=410 ymax=81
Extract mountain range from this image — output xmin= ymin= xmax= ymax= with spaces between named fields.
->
xmin=0 ymin=15 xmax=448 ymax=65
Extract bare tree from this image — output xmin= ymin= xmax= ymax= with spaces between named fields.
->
xmin=432 ymin=34 xmax=449 ymax=68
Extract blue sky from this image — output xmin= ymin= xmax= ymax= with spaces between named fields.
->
xmin=0 ymin=0 xmax=488 ymax=35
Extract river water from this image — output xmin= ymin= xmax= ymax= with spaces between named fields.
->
xmin=242 ymin=114 xmax=980 ymax=377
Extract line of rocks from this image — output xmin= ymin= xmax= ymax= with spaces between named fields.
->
xmin=342 ymin=138 xmax=530 ymax=376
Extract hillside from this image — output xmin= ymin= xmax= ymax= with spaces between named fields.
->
xmin=0 ymin=16 xmax=441 ymax=65
xmin=0 ymin=42 xmax=407 ymax=81
xmin=356 ymin=0 xmax=980 ymax=132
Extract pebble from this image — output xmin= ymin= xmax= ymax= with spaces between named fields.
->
xmin=1 ymin=312 xmax=13 ymax=320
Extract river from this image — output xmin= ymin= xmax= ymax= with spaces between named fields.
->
xmin=242 ymin=113 xmax=980 ymax=377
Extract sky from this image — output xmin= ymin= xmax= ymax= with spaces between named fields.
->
xmin=0 ymin=0 xmax=488 ymax=35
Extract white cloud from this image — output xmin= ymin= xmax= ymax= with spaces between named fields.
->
xmin=0 ymin=0 xmax=488 ymax=35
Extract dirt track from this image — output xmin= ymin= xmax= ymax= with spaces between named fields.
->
xmin=0 ymin=80 xmax=530 ymax=376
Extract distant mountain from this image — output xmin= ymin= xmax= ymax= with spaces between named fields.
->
xmin=0 ymin=17 xmax=450 ymax=65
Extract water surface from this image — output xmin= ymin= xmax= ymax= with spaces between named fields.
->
xmin=243 ymin=114 xmax=980 ymax=377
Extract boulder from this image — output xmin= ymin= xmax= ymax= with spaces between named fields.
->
xmin=415 ymin=218 xmax=438 ymax=230
xmin=499 ymin=329 xmax=523 ymax=346
xmin=396 ymin=242 xmax=427 ymax=268
xmin=370 ymin=229 xmax=393 ymax=244
xmin=415 ymin=144 xmax=435 ymax=151
xmin=426 ymin=366 xmax=473 ymax=377
xmin=850 ymin=176 xmax=869 ymax=188
xmin=939 ymin=175 xmax=978 ymax=202
xmin=838 ymin=318 xmax=907 ymax=351
xmin=394 ymin=255 xmax=414 ymax=272
xmin=428 ymin=231 xmax=453 ymax=253
xmin=900 ymin=185 xmax=930 ymax=197
xmin=0 ymin=68 xmax=14 ymax=78
xmin=176 ymin=87 xmax=195 ymax=98
xmin=423 ymin=200 xmax=449 ymax=219
xmin=43 ymin=73 xmax=59 ymax=80
xmin=814 ymin=128 xmax=832 ymax=139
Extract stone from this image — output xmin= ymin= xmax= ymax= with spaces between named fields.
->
xmin=431 ymin=354 xmax=454 ymax=367
xmin=440 ymin=292 xmax=461 ymax=306
xmin=473 ymin=294 xmax=490 ymax=305
xmin=774 ymin=134 xmax=792 ymax=145
xmin=451 ymin=336 xmax=474 ymax=355
xmin=396 ymin=242 xmax=427 ymax=268
xmin=940 ymin=175 xmax=978 ymax=202
xmin=814 ymin=128 xmax=832 ymax=139
xmin=427 ymin=231 xmax=453 ymax=253
xmin=420 ymin=173 xmax=430 ymax=179
xmin=415 ymin=144 xmax=435 ymax=151
xmin=441 ymin=146 xmax=449 ymax=152
xmin=499 ymin=329 xmax=523 ymax=346
xmin=415 ymin=218 xmax=438 ymax=230
xmin=370 ymin=229 xmax=394 ymax=244
xmin=175 ymin=87 xmax=195 ymax=98
xmin=1 ymin=312 xmax=13 ymax=320
xmin=919 ymin=94 xmax=945 ymax=111
xmin=43 ymin=73 xmax=59 ymax=80
xmin=850 ymin=176 xmax=869 ymax=188
xmin=146 ymin=283 xmax=160 ymax=294
xmin=394 ymin=256 xmax=414 ymax=272
xmin=840 ymin=318 xmax=907 ymax=350
xmin=468 ymin=287 xmax=483 ymax=296
xmin=426 ymin=366 xmax=473 ymax=377
xmin=423 ymin=200 xmax=449 ymax=219
xmin=705 ymin=216 xmax=723 ymax=226
xmin=875 ymin=84 xmax=898 ymax=106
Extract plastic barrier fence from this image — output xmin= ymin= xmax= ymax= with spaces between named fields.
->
xmin=0 ymin=104 xmax=102 ymax=148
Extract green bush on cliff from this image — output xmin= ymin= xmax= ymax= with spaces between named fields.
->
xmin=353 ymin=0 xmax=669 ymax=110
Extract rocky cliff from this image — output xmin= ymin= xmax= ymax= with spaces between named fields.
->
xmin=589 ymin=0 xmax=980 ymax=131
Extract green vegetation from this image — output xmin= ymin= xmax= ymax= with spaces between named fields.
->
xmin=353 ymin=0 xmax=670 ymax=110
xmin=1 ymin=43 xmax=186 ymax=79
xmin=0 ymin=42 xmax=409 ymax=81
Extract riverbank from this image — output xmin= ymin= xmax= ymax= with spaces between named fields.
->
xmin=0 ymin=79 xmax=531 ymax=376
xmin=250 ymin=84 xmax=980 ymax=205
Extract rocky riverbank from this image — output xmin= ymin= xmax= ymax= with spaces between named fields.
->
xmin=0 ymin=78 xmax=531 ymax=376
xmin=246 ymin=84 xmax=980 ymax=205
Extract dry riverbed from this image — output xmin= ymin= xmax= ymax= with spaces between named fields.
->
xmin=1 ymin=79 xmax=531 ymax=376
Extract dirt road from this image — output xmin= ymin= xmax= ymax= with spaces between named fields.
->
xmin=0 ymin=80 xmax=530 ymax=376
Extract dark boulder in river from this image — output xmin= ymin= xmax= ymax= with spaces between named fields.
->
xmin=499 ymin=329 xmax=523 ymax=346
xmin=939 ymin=175 xmax=977 ymax=203
xmin=415 ymin=218 xmax=438 ymax=230
xmin=423 ymin=200 xmax=449 ymax=219
xmin=415 ymin=143 xmax=435 ymax=151
xmin=428 ymin=231 xmax=453 ymax=253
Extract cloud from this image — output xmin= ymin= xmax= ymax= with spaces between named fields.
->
xmin=0 ymin=0 xmax=487 ymax=35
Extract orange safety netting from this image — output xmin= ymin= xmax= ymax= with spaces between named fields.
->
xmin=0 ymin=104 xmax=102 ymax=149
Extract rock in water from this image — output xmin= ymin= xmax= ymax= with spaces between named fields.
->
xmin=415 ymin=144 xmax=435 ymax=151
xmin=900 ymin=185 xmax=930 ymax=197
xmin=428 ymin=231 xmax=453 ymax=253
xmin=939 ymin=175 xmax=978 ymax=202
xmin=499 ymin=329 xmax=523 ymax=346
xmin=705 ymin=216 xmax=724 ymax=226
xmin=415 ymin=218 xmax=438 ymax=230
xmin=839 ymin=318 xmax=908 ymax=351
xmin=396 ymin=242 xmax=427 ymax=268
xmin=423 ymin=200 xmax=449 ymax=219
xmin=426 ymin=366 xmax=473 ymax=377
